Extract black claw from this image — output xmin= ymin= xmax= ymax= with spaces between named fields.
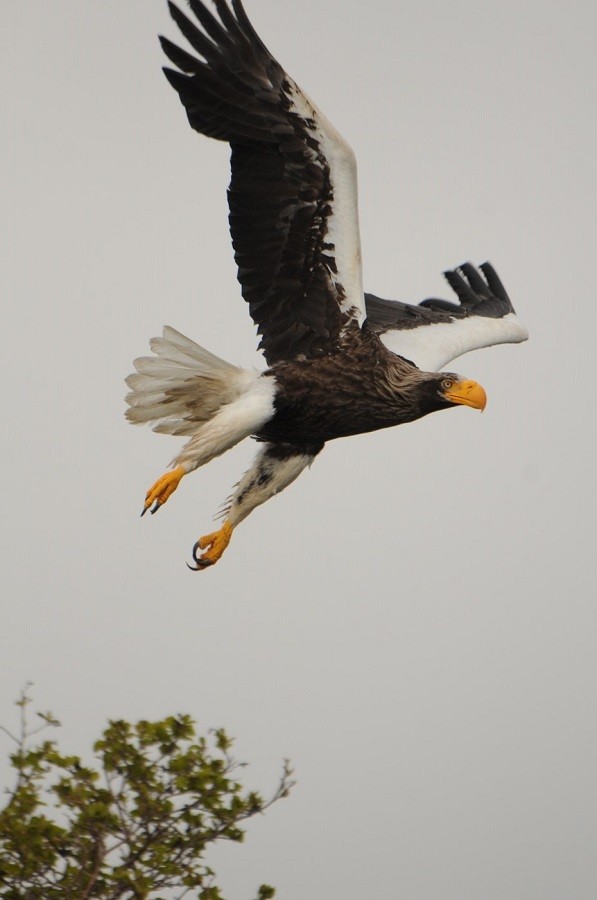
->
xmin=186 ymin=540 xmax=213 ymax=571
xmin=150 ymin=501 xmax=161 ymax=515
xmin=140 ymin=505 xmax=149 ymax=517
xmin=186 ymin=558 xmax=214 ymax=571
xmin=191 ymin=540 xmax=202 ymax=564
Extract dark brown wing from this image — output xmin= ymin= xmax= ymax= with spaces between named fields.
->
xmin=161 ymin=0 xmax=365 ymax=364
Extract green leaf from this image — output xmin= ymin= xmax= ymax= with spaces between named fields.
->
xmin=0 ymin=692 xmax=294 ymax=898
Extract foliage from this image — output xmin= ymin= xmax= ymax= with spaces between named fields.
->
xmin=0 ymin=686 xmax=293 ymax=899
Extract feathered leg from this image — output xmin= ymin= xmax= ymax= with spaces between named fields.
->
xmin=189 ymin=442 xmax=324 ymax=569
xmin=141 ymin=380 xmax=276 ymax=515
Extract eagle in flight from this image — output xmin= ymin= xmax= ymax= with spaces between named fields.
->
xmin=126 ymin=0 xmax=528 ymax=569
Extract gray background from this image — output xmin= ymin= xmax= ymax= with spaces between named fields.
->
xmin=2 ymin=1 xmax=596 ymax=897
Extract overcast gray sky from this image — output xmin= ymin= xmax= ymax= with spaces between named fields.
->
xmin=2 ymin=1 xmax=596 ymax=897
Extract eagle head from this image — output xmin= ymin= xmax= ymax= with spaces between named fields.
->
xmin=420 ymin=373 xmax=487 ymax=414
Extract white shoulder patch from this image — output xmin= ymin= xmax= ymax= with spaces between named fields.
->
xmin=379 ymin=312 xmax=529 ymax=371
xmin=287 ymin=81 xmax=365 ymax=328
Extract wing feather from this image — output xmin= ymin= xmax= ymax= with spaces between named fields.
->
xmin=162 ymin=0 xmax=364 ymax=364
xmin=366 ymin=262 xmax=528 ymax=371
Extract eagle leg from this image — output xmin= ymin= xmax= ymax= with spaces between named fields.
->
xmin=188 ymin=521 xmax=234 ymax=570
xmin=186 ymin=441 xmax=323 ymax=571
xmin=141 ymin=466 xmax=186 ymax=516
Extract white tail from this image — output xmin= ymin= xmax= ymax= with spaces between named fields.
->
xmin=125 ymin=326 xmax=257 ymax=436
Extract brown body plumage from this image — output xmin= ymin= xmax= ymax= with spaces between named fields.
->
xmin=259 ymin=324 xmax=446 ymax=446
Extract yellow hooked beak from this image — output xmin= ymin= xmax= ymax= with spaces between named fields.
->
xmin=444 ymin=379 xmax=487 ymax=411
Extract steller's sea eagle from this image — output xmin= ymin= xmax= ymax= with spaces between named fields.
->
xmin=126 ymin=0 xmax=528 ymax=569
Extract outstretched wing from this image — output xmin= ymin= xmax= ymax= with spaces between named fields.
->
xmin=161 ymin=0 xmax=364 ymax=365
xmin=365 ymin=262 xmax=528 ymax=372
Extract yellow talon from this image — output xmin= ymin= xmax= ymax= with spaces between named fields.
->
xmin=142 ymin=466 xmax=185 ymax=515
xmin=190 ymin=521 xmax=234 ymax=569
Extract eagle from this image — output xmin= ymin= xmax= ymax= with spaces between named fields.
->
xmin=126 ymin=0 xmax=528 ymax=569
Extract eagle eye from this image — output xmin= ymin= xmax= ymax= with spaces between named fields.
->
xmin=441 ymin=378 xmax=454 ymax=390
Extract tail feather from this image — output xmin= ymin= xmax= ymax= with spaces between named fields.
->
xmin=131 ymin=357 xmax=199 ymax=379
xmin=152 ymin=326 xmax=238 ymax=371
xmin=125 ymin=326 xmax=256 ymax=436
